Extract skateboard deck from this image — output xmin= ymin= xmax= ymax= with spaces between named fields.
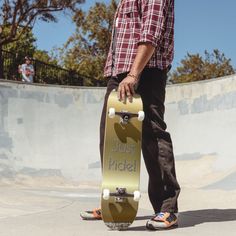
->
xmin=101 ymin=90 xmax=144 ymax=230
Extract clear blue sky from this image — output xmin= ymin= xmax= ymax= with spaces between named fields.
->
xmin=33 ymin=0 xmax=236 ymax=69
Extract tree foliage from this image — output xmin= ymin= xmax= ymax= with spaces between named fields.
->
xmin=0 ymin=0 xmax=85 ymax=46
xmin=170 ymin=50 xmax=235 ymax=84
xmin=3 ymin=25 xmax=36 ymax=57
xmin=61 ymin=0 xmax=117 ymax=84
xmin=34 ymin=49 xmax=58 ymax=65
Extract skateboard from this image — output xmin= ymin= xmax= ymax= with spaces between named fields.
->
xmin=101 ymin=90 xmax=144 ymax=230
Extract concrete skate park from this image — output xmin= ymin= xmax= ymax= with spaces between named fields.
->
xmin=0 ymin=75 xmax=236 ymax=235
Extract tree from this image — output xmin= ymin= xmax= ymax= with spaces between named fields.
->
xmin=3 ymin=25 xmax=36 ymax=58
xmin=0 ymin=0 xmax=85 ymax=45
xmin=0 ymin=0 xmax=85 ymax=78
xmin=170 ymin=50 xmax=235 ymax=84
xmin=61 ymin=0 xmax=117 ymax=85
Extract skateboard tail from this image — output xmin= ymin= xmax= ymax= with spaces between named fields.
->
xmin=105 ymin=222 xmax=132 ymax=230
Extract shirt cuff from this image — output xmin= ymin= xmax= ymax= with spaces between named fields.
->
xmin=138 ymin=33 xmax=158 ymax=47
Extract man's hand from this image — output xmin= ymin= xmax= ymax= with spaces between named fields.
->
xmin=117 ymin=75 xmax=138 ymax=102
xmin=117 ymin=43 xmax=155 ymax=102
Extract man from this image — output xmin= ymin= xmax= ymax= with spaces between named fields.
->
xmin=19 ymin=56 xmax=34 ymax=83
xmin=81 ymin=0 xmax=180 ymax=230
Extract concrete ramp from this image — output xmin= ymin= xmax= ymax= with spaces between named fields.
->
xmin=165 ymin=75 xmax=236 ymax=190
xmin=0 ymin=75 xmax=236 ymax=191
xmin=0 ymin=81 xmax=105 ymax=187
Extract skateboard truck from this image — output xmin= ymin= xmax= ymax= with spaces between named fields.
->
xmin=120 ymin=113 xmax=130 ymax=125
xmin=102 ymin=188 xmax=141 ymax=202
xmin=108 ymin=108 xmax=145 ymax=124
xmin=114 ymin=188 xmax=127 ymax=202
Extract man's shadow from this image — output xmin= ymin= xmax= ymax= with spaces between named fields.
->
xmin=128 ymin=209 xmax=236 ymax=231
xmin=178 ymin=209 xmax=236 ymax=228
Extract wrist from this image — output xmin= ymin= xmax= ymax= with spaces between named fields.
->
xmin=127 ymin=72 xmax=139 ymax=81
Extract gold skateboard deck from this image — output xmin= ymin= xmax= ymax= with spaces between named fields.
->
xmin=101 ymin=90 xmax=144 ymax=230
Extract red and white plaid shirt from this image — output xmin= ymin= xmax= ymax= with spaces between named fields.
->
xmin=104 ymin=0 xmax=175 ymax=77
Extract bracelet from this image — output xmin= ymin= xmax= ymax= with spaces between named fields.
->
xmin=127 ymin=73 xmax=139 ymax=81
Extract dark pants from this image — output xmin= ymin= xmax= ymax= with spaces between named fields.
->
xmin=100 ymin=68 xmax=180 ymax=213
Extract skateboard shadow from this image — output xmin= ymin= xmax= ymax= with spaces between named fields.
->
xmin=178 ymin=209 xmax=236 ymax=228
xmin=114 ymin=122 xmax=141 ymax=143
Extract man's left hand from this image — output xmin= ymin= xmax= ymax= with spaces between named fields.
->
xmin=117 ymin=75 xmax=138 ymax=102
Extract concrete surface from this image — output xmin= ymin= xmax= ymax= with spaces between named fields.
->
xmin=0 ymin=186 xmax=235 ymax=236
xmin=0 ymin=75 xmax=236 ymax=235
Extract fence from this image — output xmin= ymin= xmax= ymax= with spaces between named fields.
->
xmin=0 ymin=49 xmax=106 ymax=86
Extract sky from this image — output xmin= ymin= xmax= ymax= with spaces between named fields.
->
xmin=33 ymin=0 xmax=236 ymax=70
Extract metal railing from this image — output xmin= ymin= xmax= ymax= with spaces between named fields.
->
xmin=0 ymin=49 xmax=106 ymax=86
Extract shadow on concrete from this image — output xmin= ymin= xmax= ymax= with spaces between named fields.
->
xmin=126 ymin=209 xmax=236 ymax=231
xmin=179 ymin=209 xmax=236 ymax=228
xmin=126 ymin=226 xmax=147 ymax=231
xmin=121 ymin=215 xmax=151 ymax=231
xmin=135 ymin=215 xmax=152 ymax=221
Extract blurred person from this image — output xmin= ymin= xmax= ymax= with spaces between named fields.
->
xmin=19 ymin=56 xmax=34 ymax=83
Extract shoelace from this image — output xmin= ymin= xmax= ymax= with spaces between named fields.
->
xmin=156 ymin=212 xmax=165 ymax=218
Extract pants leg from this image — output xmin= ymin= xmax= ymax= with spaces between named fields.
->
xmin=137 ymin=68 xmax=180 ymax=213
xmin=99 ymin=74 xmax=127 ymax=166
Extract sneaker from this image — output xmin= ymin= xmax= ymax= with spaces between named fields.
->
xmin=80 ymin=208 xmax=102 ymax=220
xmin=146 ymin=212 xmax=178 ymax=230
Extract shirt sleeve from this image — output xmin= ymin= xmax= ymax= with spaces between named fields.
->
xmin=138 ymin=0 xmax=172 ymax=47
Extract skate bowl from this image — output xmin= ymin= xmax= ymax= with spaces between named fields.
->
xmin=0 ymin=74 xmax=236 ymax=191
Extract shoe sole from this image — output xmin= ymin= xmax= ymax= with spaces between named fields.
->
xmin=146 ymin=222 xmax=178 ymax=231
xmin=80 ymin=213 xmax=102 ymax=221
xmin=80 ymin=216 xmax=102 ymax=220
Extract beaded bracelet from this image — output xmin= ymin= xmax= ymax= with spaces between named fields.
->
xmin=127 ymin=73 xmax=139 ymax=81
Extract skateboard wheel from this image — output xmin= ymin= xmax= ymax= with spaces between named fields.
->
xmin=103 ymin=189 xmax=110 ymax=200
xmin=133 ymin=191 xmax=141 ymax=202
xmin=137 ymin=111 xmax=145 ymax=121
xmin=108 ymin=108 xmax=116 ymax=118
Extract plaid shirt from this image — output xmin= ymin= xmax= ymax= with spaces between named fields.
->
xmin=104 ymin=0 xmax=175 ymax=77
